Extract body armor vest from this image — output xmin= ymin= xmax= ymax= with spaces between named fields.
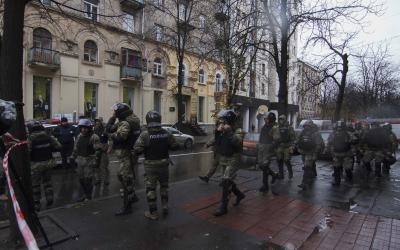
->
xmin=30 ymin=134 xmax=53 ymax=162
xmin=76 ymin=134 xmax=95 ymax=157
xmin=144 ymin=129 xmax=170 ymax=160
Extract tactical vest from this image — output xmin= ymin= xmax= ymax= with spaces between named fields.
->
xmin=30 ymin=134 xmax=53 ymax=162
xmin=279 ymin=126 xmax=290 ymax=143
xmin=298 ymin=132 xmax=316 ymax=151
xmin=144 ymin=129 xmax=170 ymax=160
xmin=113 ymin=119 xmax=141 ymax=150
xmin=333 ymin=131 xmax=351 ymax=153
xmin=259 ymin=125 xmax=273 ymax=144
xmin=76 ymin=134 xmax=95 ymax=157
xmin=216 ymin=130 xmax=235 ymax=157
xmin=365 ymin=128 xmax=391 ymax=149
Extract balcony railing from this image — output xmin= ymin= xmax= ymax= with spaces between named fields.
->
xmin=120 ymin=0 xmax=145 ymax=10
xmin=121 ymin=65 xmax=142 ymax=80
xmin=28 ymin=48 xmax=60 ymax=68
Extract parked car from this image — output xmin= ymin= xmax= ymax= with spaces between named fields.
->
xmin=242 ymin=133 xmax=259 ymax=165
xmin=162 ymin=126 xmax=194 ymax=149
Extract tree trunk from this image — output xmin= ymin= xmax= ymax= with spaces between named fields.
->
xmin=0 ymin=0 xmax=38 ymax=243
xmin=177 ymin=57 xmax=184 ymax=125
xmin=277 ymin=0 xmax=289 ymax=116
xmin=333 ymin=54 xmax=349 ymax=122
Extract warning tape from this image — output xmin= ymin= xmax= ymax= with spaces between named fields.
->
xmin=2 ymin=139 xmax=39 ymax=250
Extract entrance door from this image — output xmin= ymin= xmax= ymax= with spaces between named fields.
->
xmin=84 ymin=82 xmax=98 ymax=119
xmin=33 ymin=76 xmax=51 ymax=120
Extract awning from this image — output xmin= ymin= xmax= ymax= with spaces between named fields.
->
xmin=232 ymin=95 xmax=270 ymax=108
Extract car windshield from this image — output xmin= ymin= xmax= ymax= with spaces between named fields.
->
xmin=320 ymin=132 xmax=331 ymax=142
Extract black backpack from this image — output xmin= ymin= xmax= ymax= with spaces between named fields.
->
xmin=333 ymin=131 xmax=351 ymax=153
xmin=298 ymin=132 xmax=315 ymax=151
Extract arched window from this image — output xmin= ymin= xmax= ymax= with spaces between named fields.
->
xmin=153 ymin=57 xmax=163 ymax=76
xmin=215 ymin=73 xmax=222 ymax=91
xmin=84 ymin=40 xmax=98 ymax=63
xmin=33 ymin=28 xmax=52 ymax=50
xmin=198 ymin=69 xmax=205 ymax=84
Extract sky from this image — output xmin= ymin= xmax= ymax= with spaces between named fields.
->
xmin=299 ymin=0 xmax=400 ymax=65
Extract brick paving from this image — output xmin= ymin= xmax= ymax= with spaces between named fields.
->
xmin=183 ymin=189 xmax=400 ymax=249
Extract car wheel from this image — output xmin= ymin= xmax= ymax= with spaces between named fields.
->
xmin=184 ymin=139 xmax=193 ymax=149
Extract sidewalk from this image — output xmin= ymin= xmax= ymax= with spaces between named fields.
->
xmin=2 ymin=158 xmax=400 ymax=249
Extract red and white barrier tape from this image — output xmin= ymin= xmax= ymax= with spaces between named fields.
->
xmin=2 ymin=139 xmax=39 ymax=250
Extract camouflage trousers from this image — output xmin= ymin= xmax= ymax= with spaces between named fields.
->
xmin=257 ymin=143 xmax=275 ymax=171
xmin=276 ymin=146 xmax=292 ymax=163
xmin=31 ymin=159 xmax=56 ymax=210
xmin=333 ymin=153 xmax=353 ymax=171
xmin=76 ymin=155 xmax=97 ymax=179
xmin=218 ymin=154 xmax=240 ymax=181
xmin=94 ymin=152 xmax=110 ymax=184
xmin=115 ymin=149 xmax=137 ymax=203
xmin=144 ymin=160 xmax=170 ymax=212
xmin=301 ymin=153 xmax=317 ymax=186
xmin=363 ymin=150 xmax=386 ymax=175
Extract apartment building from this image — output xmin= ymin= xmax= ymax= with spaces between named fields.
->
xmin=20 ymin=0 xmax=222 ymax=124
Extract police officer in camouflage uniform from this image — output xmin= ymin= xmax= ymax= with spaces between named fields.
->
xmin=276 ymin=115 xmax=295 ymax=179
xmin=327 ymin=121 xmax=355 ymax=186
xmin=27 ymin=121 xmax=62 ymax=211
xmin=106 ymin=103 xmax=141 ymax=215
xmin=71 ymin=119 xmax=101 ymax=202
xmin=353 ymin=122 xmax=364 ymax=165
xmin=361 ymin=122 xmax=391 ymax=178
xmin=257 ymin=112 xmax=279 ymax=192
xmin=297 ymin=120 xmax=323 ymax=190
xmin=382 ymin=123 xmax=398 ymax=174
xmin=94 ymin=118 xmax=110 ymax=186
xmin=212 ymin=110 xmax=245 ymax=217
xmin=134 ymin=111 xmax=178 ymax=220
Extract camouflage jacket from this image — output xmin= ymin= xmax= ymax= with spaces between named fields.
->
xmin=27 ymin=131 xmax=62 ymax=153
xmin=107 ymin=114 xmax=140 ymax=150
xmin=277 ymin=122 xmax=295 ymax=147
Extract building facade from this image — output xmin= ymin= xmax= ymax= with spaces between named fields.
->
xmin=296 ymin=60 xmax=320 ymax=120
xmin=20 ymin=0 xmax=222 ymax=125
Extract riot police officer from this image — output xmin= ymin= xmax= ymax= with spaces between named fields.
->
xmin=276 ymin=115 xmax=295 ymax=179
xmin=94 ymin=118 xmax=110 ymax=186
xmin=27 ymin=121 xmax=62 ymax=211
xmin=71 ymin=119 xmax=101 ymax=202
xmin=257 ymin=112 xmax=279 ymax=192
xmin=327 ymin=121 xmax=354 ymax=186
xmin=212 ymin=110 xmax=245 ymax=216
xmin=106 ymin=103 xmax=141 ymax=216
xmin=382 ymin=123 xmax=398 ymax=174
xmin=297 ymin=120 xmax=323 ymax=190
xmin=362 ymin=122 xmax=391 ymax=178
xmin=0 ymin=100 xmax=16 ymax=201
xmin=134 ymin=111 xmax=178 ymax=220
xmin=199 ymin=120 xmax=222 ymax=183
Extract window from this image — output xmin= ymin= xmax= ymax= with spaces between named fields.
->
xmin=261 ymin=63 xmax=266 ymax=75
xmin=83 ymin=40 xmax=98 ymax=63
xmin=153 ymin=58 xmax=163 ymax=76
xmin=261 ymin=83 xmax=265 ymax=95
xmin=154 ymin=24 xmax=163 ymax=42
xmin=153 ymin=0 xmax=164 ymax=7
xmin=199 ymin=15 xmax=205 ymax=30
xmin=33 ymin=76 xmax=51 ymax=120
xmin=84 ymin=82 xmax=98 ymax=119
xmin=154 ymin=91 xmax=162 ymax=113
xmin=215 ymin=73 xmax=222 ymax=92
xmin=121 ymin=48 xmax=141 ymax=68
xmin=198 ymin=96 xmax=204 ymax=122
xmin=33 ymin=28 xmax=52 ymax=49
xmin=177 ymin=63 xmax=187 ymax=86
xmin=122 ymin=12 xmax=135 ymax=33
xmin=83 ymin=0 xmax=98 ymax=21
xmin=198 ymin=69 xmax=205 ymax=84
xmin=40 ymin=0 xmax=51 ymax=6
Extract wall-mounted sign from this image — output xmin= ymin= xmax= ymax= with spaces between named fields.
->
xmin=169 ymin=107 xmax=175 ymax=112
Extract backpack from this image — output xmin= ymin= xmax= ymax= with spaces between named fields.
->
xmin=332 ymin=131 xmax=351 ymax=153
xmin=298 ymin=132 xmax=315 ymax=151
xmin=279 ymin=127 xmax=290 ymax=143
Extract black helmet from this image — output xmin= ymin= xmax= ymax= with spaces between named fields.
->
xmin=146 ymin=110 xmax=162 ymax=128
xmin=27 ymin=120 xmax=45 ymax=133
xmin=0 ymin=99 xmax=16 ymax=135
xmin=263 ymin=112 xmax=276 ymax=122
xmin=217 ymin=109 xmax=237 ymax=125
xmin=61 ymin=117 xmax=68 ymax=123
xmin=78 ymin=118 xmax=93 ymax=129
xmin=112 ymin=103 xmax=132 ymax=119
xmin=383 ymin=123 xmax=392 ymax=131
xmin=303 ymin=119 xmax=314 ymax=129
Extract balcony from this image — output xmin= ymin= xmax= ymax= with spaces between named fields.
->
xmin=120 ymin=0 xmax=144 ymax=10
xmin=120 ymin=65 xmax=142 ymax=81
xmin=28 ymin=48 xmax=60 ymax=70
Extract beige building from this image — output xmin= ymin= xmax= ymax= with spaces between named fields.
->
xmin=19 ymin=0 xmax=222 ymax=125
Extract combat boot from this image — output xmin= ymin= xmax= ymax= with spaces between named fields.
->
xmin=115 ymin=191 xmax=133 ymax=216
xmin=277 ymin=160 xmax=284 ymax=179
xmin=232 ymin=183 xmax=245 ymax=206
xmin=286 ymin=162 xmax=293 ymax=179
xmin=198 ymin=175 xmax=209 ymax=183
xmin=214 ymin=181 xmax=230 ymax=216
xmin=144 ymin=210 xmax=159 ymax=220
xmin=77 ymin=178 xmax=88 ymax=202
